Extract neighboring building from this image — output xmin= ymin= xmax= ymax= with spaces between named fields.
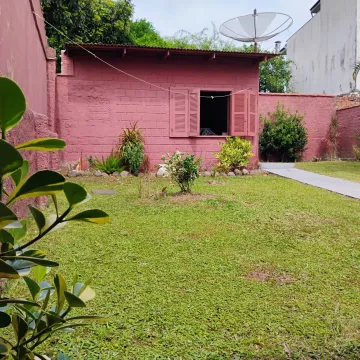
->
xmin=58 ymin=44 xmax=276 ymax=167
xmin=287 ymin=0 xmax=360 ymax=95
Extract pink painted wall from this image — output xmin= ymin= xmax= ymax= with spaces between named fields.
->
xmin=0 ymin=0 xmax=58 ymax=215
xmin=57 ymin=52 xmax=260 ymax=169
xmin=258 ymin=93 xmax=336 ymax=161
xmin=337 ymin=105 xmax=360 ymax=158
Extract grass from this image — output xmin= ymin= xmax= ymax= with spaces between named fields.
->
xmin=9 ymin=174 xmax=360 ymax=359
xmin=296 ymin=161 xmax=360 ymax=183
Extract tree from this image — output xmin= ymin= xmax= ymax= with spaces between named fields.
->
xmin=130 ymin=19 xmax=166 ymax=47
xmin=41 ymin=0 xmax=134 ymax=70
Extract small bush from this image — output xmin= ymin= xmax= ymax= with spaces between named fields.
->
xmin=162 ymin=151 xmax=201 ymax=193
xmin=88 ymin=150 xmax=124 ymax=174
xmin=214 ymin=137 xmax=253 ymax=171
xmin=353 ymin=145 xmax=360 ymax=160
xmin=259 ymin=102 xmax=308 ymax=162
xmin=119 ymin=122 xmax=145 ymax=175
xmin=122 ymin=142 xmax=145 ymax=175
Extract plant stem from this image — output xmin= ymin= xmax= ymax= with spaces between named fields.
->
xmin=0 ymin=207 xmax=72 ymax=256
xmin=0 ymin=176 xmax=3 ymax=202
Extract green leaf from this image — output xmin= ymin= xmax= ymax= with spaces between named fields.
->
xmin=0 ymin=258 xmax=19 ymax=279
xmin=11 ymin=160 xmax=29 ymax=186
xmin=73 ymin=282 xmax=95 ymax=302
xmin=7 ymin=220 xmax=27 ymax=243
xmin=16 ymin=138 xmax=66 ymax=151
xmin=2 ymin=256 xmax=58 ymax=268
xmin=0 ymin=299 xmax=39 ymax=307
xmin=46 ymin=313 xmax=65 ymax=327
xmin=67 ymin=209 xmax=109 ymax=224
xmin=57 ymin=353 xmax=72 ymax=360
xmin=52 ymin=195 xmax=59 ymax=216
xmin=12 ymin=314 xmax=29 ymax=345
xmin=24 ymin=277 xmax=41 ymax=301
xmin=54 ymin=274 xmax=67 ymax=313
xmin=64 ymin=291 xmax=86 ymax=308
xmin=0 ymin=77 xmax=26 ymax=134
xmin=0 ymin=339 xmax=11 ymax=355
xmin=29 ymin=206 xmax=46 ymax=234
xmin=32 ymin=266 xmax=47 ymax=283
xmin=63 ymin=182 xmax=89 ymax=208
xmin=0 ymin=203 xmax=18 ymax=230
xmin=0 ymin=230 xmax=14 ymax=245
xmin=0 ymin=139 xmax=24 ymax=179
xmin=7 ymin=170 xmax=65 ymax=204
xmin=0 ymin=312 xmax=11 ymax=328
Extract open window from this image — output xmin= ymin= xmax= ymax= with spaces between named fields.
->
xmin=170 ymin=88 xmax=258 ymax=138
xmin=200 ymin=91 xmax=230 ymax=136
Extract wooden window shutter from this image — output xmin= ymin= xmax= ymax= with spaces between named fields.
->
xmin=230 ymin=90 xmax=248 ymax=136
xmin=170 ymin=88 xmax=189 ymax=137
xmin=189 ymin=89 xmax=200 ymax=137
xmin=247 ymin=91 xmax=258 ymax=136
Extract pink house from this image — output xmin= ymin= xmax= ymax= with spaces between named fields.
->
xmin=57 ymin=44 xmax=277 ymax=169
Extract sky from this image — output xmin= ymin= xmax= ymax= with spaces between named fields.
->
xmin=133 ymin=0 xmax=317 ymax=51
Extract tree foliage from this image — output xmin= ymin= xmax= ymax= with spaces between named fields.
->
xmin=41 ymin=0 xmax=134 ymax=70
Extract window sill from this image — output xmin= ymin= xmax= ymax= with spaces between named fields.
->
xmin=192 ymin=136 xmax=229 ymax=138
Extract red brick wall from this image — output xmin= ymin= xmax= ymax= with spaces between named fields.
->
xmin=56 ymin=52 xmax=260 ymax=169
xmin=337 ymin=105 xmax=360 ymax=158
xmin=258 ymin=93 xmax=336 ymax=161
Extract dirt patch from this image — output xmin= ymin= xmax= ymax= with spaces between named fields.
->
xmin=206 ymin=180 xmax=228 ymax=185
xmin=246 ymin=269 xmax=295 ymax=285
xmin=167 ymin=193 xmax=215 ymax=203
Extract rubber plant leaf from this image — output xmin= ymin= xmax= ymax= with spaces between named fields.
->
xmin=67 ymin=209 xmax=109 ymax=224
xmin=64 ymin=291 xmax=86 ymax=308
xmin=24 ymin=277 xmax=41 ymax=301
xmin=7 ymin=170 xmax=65 ymax=204
xmin=63 ymin=182 xmax=89 ymax=208
xmin=16 ymin=138 xmax=66 ymax=151
xmin=54 ymin=274 xmax=67 ymax=313
xmin=0 ymin=258 xmax=19 ymax=279
xmin=29 ymin=205 xmax=46 ymax=234
xmin=12 ymin=314 xmax=29 ymax=345
xmin=0 ymin=139 xmax=24 ymax=179
xmin=0 ymin=77 xmax=26 ymax=134
xmin=11 ymin=160 xmax=29 ymax=186
xmin=0 ymin=312 xmax=11 ymax=328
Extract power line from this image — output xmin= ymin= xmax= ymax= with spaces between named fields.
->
xmin=32 ymin=11 xmax=256 ymax=100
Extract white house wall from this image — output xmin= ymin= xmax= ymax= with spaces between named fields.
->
xmin=287 ymin=0 xmax=358 ymax=95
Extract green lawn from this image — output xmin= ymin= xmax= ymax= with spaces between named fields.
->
xmin=296 ymin=161 xmax=360 ymax=183
xmin=10 ymin=175 xmax=360 ymax=359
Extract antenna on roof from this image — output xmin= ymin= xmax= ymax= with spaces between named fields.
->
xmin=220 ymin=9 xmax=293 ymax=52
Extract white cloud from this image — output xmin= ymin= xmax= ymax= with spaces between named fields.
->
xmin=133 ymin=0 xmax=316 ymax=50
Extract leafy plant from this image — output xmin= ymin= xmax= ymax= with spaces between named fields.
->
xmin=88 ymin=150 xmax=124 ymax=175
xmin=0 ymin=77 xmax=109 ymax=359
xmin=162 ymin=152 xmax=201 ymax=193
xmin=259 ymin=102 xmax=308 ymax=162
xmin=119 ymin=122 xmax=145 ymax=175
xmin=214 ymin=137 xmax=253 ymax=171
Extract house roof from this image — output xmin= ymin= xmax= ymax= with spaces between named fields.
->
xmin=65 ymin=43 xmax=278 ymax=62
xmin=310 ymin=0 xmax=321 ymax=15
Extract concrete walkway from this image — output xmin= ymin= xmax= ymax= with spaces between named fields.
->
xmin=261 ymin=163 xmax=360 ymax=200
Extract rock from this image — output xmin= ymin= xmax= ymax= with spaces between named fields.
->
xmin=138 ymin=172 xmax=145 ymax=177
xmin=68 ymin=170 xmax=79 ymax=178
xmin=250 ymin=169 xmax=264 ymax=175
xmin=203 ymin=171 xmax=212 ymax=177
xmin=242 ymin=169 xmax=249 ymax=176
xmin=83 ymin=170 xmax=92 ymax=176
xmin=234 ymin=169 xmax=242 ymax=176
xmin=228 ymin=172 xmax=235 ymax=177
xmin=156 ymin=167 xmax=168 ymax=177
xmin=77 ymin=171 xmax=84 ymax=177
xmin=94 ymin=170 xmax=103 ymax=177
xmin=60 ymin=165 xmax=70 ymax=176
xmin=120 ymin=171 xmax=130 ymax=177
xmin=113 ymin=172 xmax=120 ymax=177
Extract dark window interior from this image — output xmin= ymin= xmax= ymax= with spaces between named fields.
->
xmin=200 ymin=91 xmax=230 ymax=136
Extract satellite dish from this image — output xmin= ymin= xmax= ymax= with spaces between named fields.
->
xmin=220 ymin=9 xmax=293 ymax=51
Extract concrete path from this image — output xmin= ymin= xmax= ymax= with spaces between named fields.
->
xmin=261 ymin=163 xmax=360 ymax=200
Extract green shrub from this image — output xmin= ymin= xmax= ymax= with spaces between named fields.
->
xmin=119 ymin=122 xmax=145 ymax=175
xmin=0 ymin=77 xmax=109 ymax=359
xmin=214 ymin=137 xmax=254 ymax=171
xmin=88 ymin=150 xmax=124 ymax=174
xmin=122 ymin=142 xmax=145 ymax=175
xmin=162 ymin=151 xmax=201 ymax=193
xmin=259 ymin=102 xmax=308 ymax=162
